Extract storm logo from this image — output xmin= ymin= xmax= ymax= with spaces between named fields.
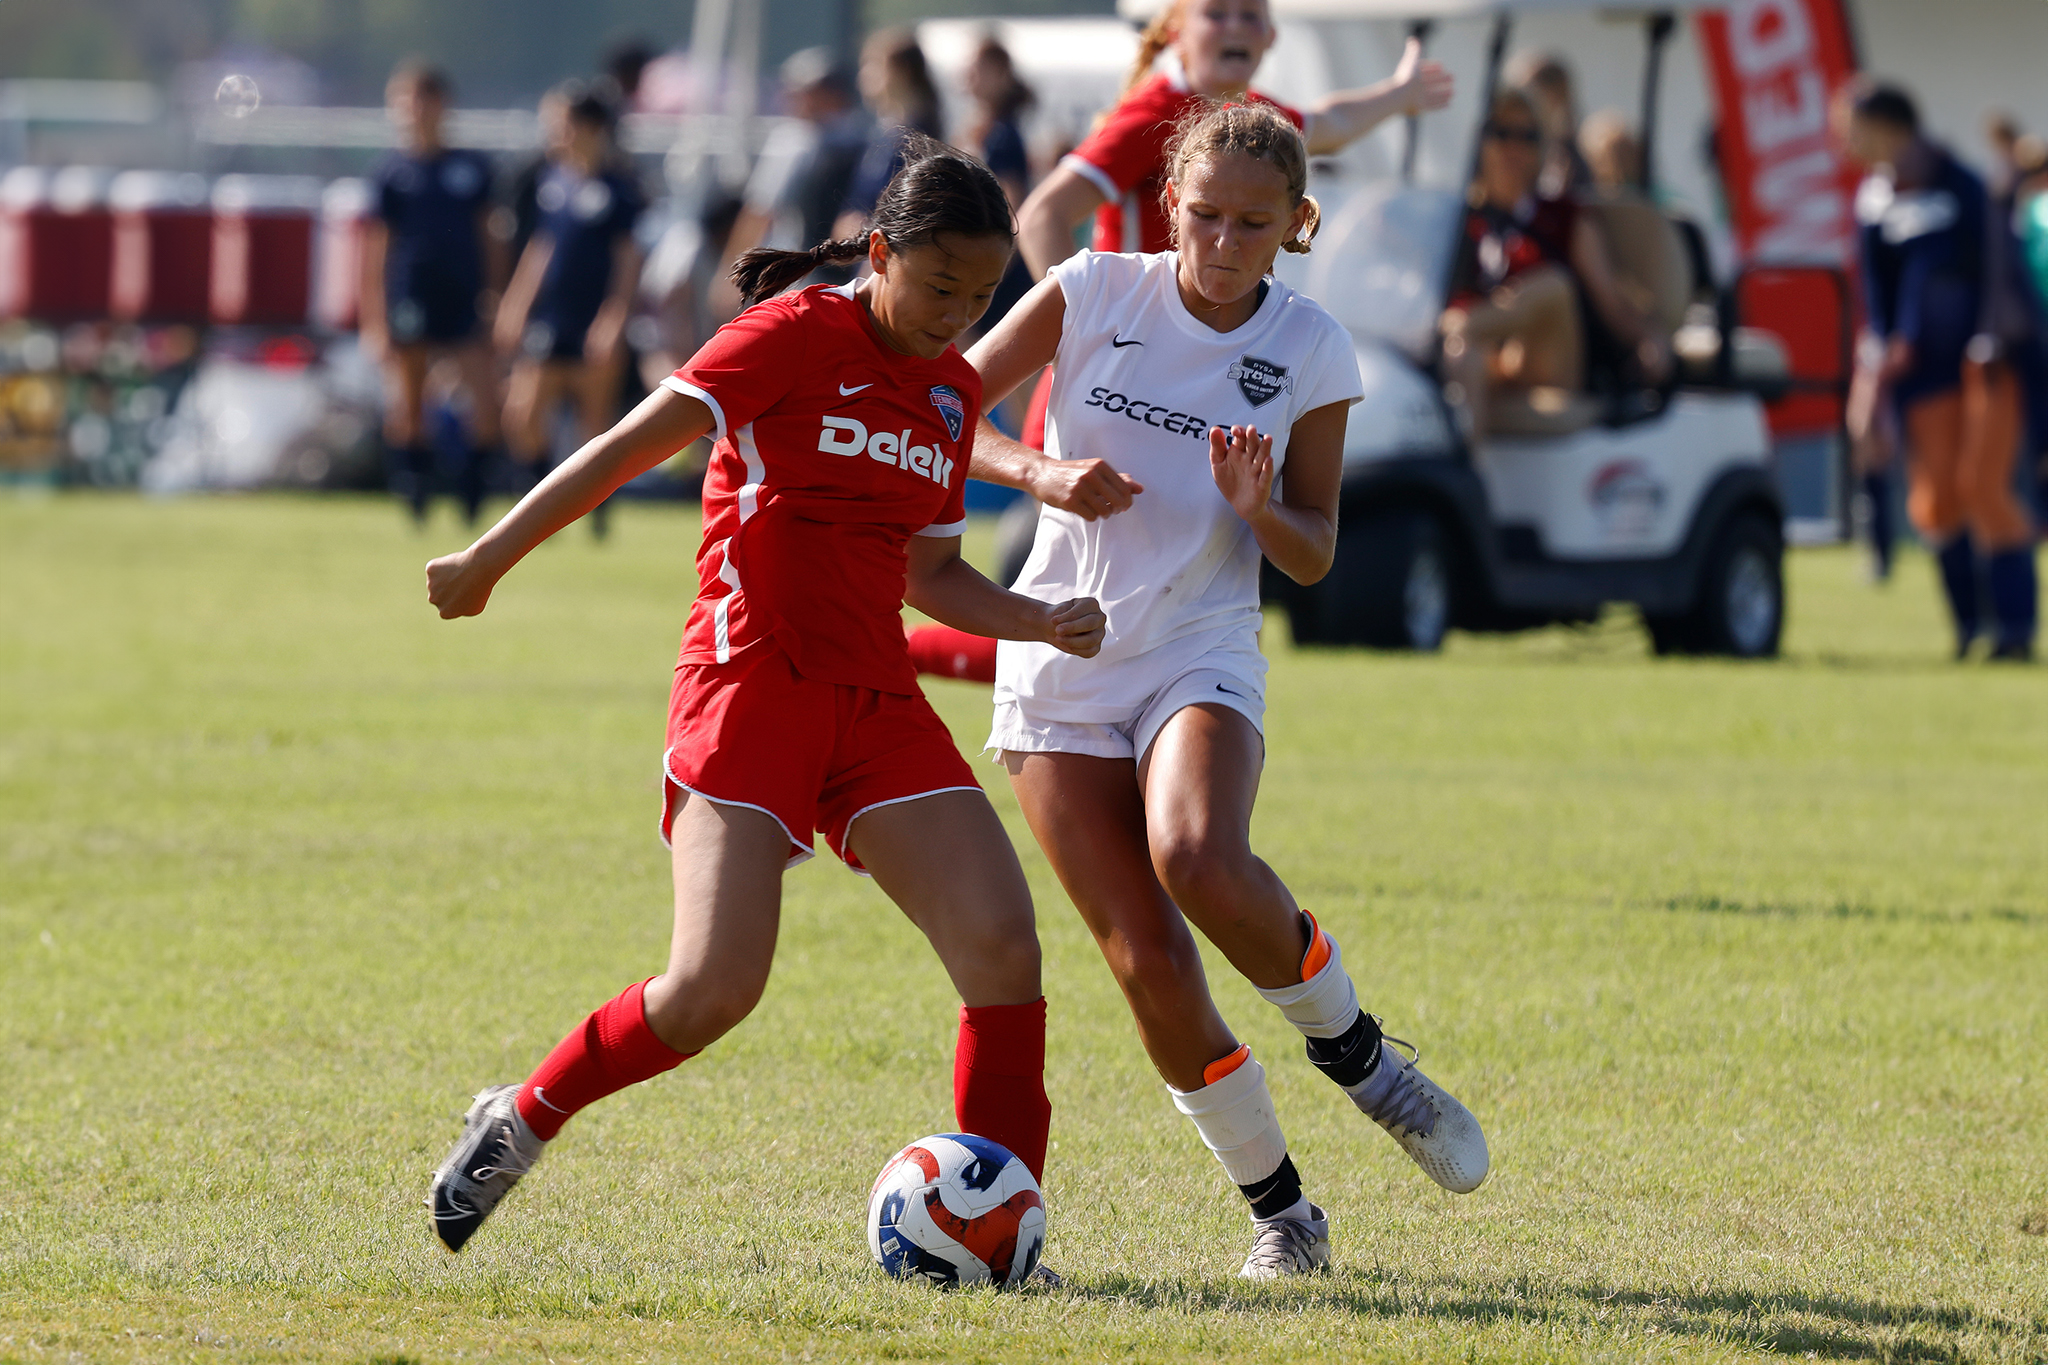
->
xmin=928 ymin=385 xmax=965 ymax=440
xmin=1228 ymin=355 xmax=1293 ymax=408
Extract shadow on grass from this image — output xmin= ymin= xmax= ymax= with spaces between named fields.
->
xmin=1658 ymin=893 xmax=2043 ymax=927
xmin=1063 ymin=1272 xmax=2045 ymax=1360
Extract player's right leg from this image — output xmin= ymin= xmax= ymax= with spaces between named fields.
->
xmin=1002 ymin=749 xmax=1327 ymax=1278
xmin=428 ymin=793 xmax=788 ymax=1252
xmin=380 ymin=344 xmax=434 ymax=524
xmin=1905 ymin=389 xmax=1978 ymax=656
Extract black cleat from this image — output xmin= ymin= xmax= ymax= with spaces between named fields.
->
xmin=427 ymin=1084 xmax=546 ymax=1252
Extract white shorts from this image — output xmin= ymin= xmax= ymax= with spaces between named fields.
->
xmin=988 ymin=660 xmax=1265 ymax=765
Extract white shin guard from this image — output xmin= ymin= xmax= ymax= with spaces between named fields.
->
xmin=1168 ymin=1052 xmax=1289 ymax=1187
xmin=1256 ymin=923 xmax=1361 ymax=1039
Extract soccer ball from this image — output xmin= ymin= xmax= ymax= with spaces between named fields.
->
xmin=866 ymin=1133 xmax=1044 ymax=1287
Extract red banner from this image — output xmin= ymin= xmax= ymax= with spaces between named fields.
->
xmin=1696 ymin=0 xmax=1862 ymax=266
xmin=1697 ymin=0 xmax=1862 ymax=435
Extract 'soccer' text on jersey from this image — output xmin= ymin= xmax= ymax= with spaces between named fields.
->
xmin=817 ymin=415 xmax=957 ymax=487
xmin=1082 ymin=387 xmax=1213 ymax=442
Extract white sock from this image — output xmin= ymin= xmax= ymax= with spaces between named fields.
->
xmin=1255 ymin=914 xmax=1362 ymax=1039
xmin=1168 ymin=1050 xmax=1290 ymax=1187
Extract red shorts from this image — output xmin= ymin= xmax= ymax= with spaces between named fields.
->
xmin=662 ymin=643 xmax=981 ymax=871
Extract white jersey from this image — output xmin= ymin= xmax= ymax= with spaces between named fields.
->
xmin=998 ymin=250 xmax=1363 ymax=721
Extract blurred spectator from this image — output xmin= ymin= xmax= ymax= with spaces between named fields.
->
xmin=496 ymin=83 xmax=644 ymax=538
xmin=1440 ymin=87 xmax=1670 ymax=437
xmin=1985 ymin=110 xmax=2024 ymax=197
xmin=963 ymin=33 xmax=1036 ymax=336
xmin=1841 ymin=81 xmax=2037 ymax=659
xmin=1579 ymin=109 xmax=1642 ymax=196
xmin=1504 ymin=50 xmax=1589 ymax=199
xmin=833 ymin=28 xmax=944 ymax=240
xmin=361 ymin=60 xmax=502 ymax=526
xmin=500 ymin=86 xmax=572 ymax=272
xmin=603 ymin=39 xmax=657 ymax=112
xmin=712 ymin=47 xmax=868 ymax=316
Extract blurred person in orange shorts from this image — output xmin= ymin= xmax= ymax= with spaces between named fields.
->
xmin=1843 ymin=83 xmax=2038 ymax=660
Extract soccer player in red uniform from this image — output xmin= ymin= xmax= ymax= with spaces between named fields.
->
xmin=422 ymin=139 xmax=1104 ymax=1258
xmin=907 ymin=0 xmax=1452 ymax=683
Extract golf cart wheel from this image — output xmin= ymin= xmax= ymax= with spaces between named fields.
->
xmin=1319 ymin=507 xmax=1453 ymax=650
xmin=1652 ymin=509 xmax=1783 ymax=658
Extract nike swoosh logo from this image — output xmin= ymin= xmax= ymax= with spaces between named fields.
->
xmin=530 ymin=1086 xmax=568 ymax=1113
xmin=839 ymin=382 xmax=872 ymax=395
xmin=1215 ymin=683 xmax=1251 ymax=700
xmin=1111 ymin=336 xmax=1142 ymax=348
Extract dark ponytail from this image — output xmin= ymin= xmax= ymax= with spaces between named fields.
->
xmin=728 ymin=132 xmax=1014 ymax=307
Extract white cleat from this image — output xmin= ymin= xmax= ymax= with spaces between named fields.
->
xmin=427 ymin=1083 xmax=547 ymax=1252
xmin=1238 ymin=1205 xmax=1331 ymax=1279
xmin=1346 ymin=1036 xmax=1489 ymax=1194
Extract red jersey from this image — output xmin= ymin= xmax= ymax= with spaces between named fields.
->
xmin=1063 ymin=72 xmax=1303 ymax=254
xmin=663 ymin=283 xmax=976 ymax=695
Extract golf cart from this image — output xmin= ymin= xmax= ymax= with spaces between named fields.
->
xmin=1261 ymin=0 xmax=1795 ymax=656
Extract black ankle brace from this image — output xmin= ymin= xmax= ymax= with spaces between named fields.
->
xmin=1305 ymin=1010 xmax=1381 ymax=1088
xmin=1238 ymin=1153 xmax=1304 ymax=1220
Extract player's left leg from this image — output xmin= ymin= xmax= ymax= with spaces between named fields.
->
xmin=849 ymin=789 xmax=1050 ymax=1184
xmin=1961 ymin=357 xmax=2038 ymax=660
xmin=1140 ymin=702 xmax=1489 ymax=1195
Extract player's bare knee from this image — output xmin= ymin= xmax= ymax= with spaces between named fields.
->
xmin=1150 ymin=829 xmax=1252 ymax=912
xmin=644 ymin=969 xmax=763 ymax=1046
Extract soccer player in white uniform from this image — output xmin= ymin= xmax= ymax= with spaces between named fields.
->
xmin=965 ymin=102 xmax=1489 ymax=1278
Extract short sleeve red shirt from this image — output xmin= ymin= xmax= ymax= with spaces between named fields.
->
xmin=1063 ymin=74 xmax=1303 ymax=254
xmin=663 ymin=284 xmax=977 ymax=695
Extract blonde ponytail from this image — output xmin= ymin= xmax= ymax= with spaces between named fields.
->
xmin=1120 ymin=0 xmax=1186 ymax=96
xmin=1280 ymin=194 xmax=1321 ymax=255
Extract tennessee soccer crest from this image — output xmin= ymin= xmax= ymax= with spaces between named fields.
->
xmin=1228 ymin=355 xmax=1293 ymax=408
xmin=928 ymin=385 xmax=965 ymax=441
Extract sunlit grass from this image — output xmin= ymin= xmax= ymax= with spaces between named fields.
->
xmin=2 ymin=495 xmax=2043 ymax=1362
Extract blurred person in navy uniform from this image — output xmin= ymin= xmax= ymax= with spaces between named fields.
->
xmin=711 ymin=49 xmax=868 ymax=317
xmin=963 ymin=33 xmax=1036 ymax=339
xmin=361 ymin=61 xmax=503 ymax=526
xmin=832 ymin=29 xmax=944 ymax=240
xmin=497 ymin=84 xmax=645 ymax=538
xmin=1844 ymin=83 xmax=2038 ymax=660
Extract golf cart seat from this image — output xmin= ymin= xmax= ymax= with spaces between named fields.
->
xmin=1577 ymin=194 xmax=1693 ymax=338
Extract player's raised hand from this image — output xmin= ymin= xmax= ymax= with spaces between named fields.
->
xmin=1393 ymin=36 xmax=1454 ymax=116
xmin=1029 ymin=456 xmax=1144 ymax=521
xmin=1044 ymin=596 xmax=1107 ymax=658
xmin=426 ymin=547 xmax=499 ymax=619
xmin=1209 ymin=424 xmax=1275 ymax=525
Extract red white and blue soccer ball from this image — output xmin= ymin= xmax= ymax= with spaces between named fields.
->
xmin=866 ymin=1133 xmax=1044 ymax=1288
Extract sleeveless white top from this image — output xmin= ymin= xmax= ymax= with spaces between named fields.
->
xmin=998 ymin=250 xmax=1363 ymax=720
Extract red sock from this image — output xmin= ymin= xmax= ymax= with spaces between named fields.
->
xmin=515 ymin=979 xmax=696 ymax=1141
xmin=907 ymin=625 xmax=998 ymax=683
xmin=954 ymin=998 xmax=1050 ymax=1182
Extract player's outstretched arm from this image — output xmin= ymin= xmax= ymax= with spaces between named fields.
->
xmin=904 ymin=535 xmax=1105 ymax=658
xmin=425 ymin=388 xmax=714 ymax=619
xmin=1209 ymin=401 xmax=1347 ymax=585
xmin=1302 ymin=37 xmax=1454 ymax=156
xmin=962 ymin=280 xmax=1143 ymax=520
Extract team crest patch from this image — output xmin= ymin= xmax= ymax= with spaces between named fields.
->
xmin=1228 ymin=355 xmax=1293 ymax=408
xmin=929 ymin=385 xmax=965 ymax=441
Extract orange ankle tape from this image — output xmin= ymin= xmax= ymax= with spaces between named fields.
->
xmin=1202 ymin=1044 xmax=1252 ymax=1087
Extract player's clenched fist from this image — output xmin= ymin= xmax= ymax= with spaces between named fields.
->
xmin=1043 ymin=596 xmax=1106 ymax=657
xmin=426 ymin=548 xmax=499 ymax=619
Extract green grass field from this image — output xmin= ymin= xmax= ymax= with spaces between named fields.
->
xmin=3 ymin=495 xmax=2045 ymax=1364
